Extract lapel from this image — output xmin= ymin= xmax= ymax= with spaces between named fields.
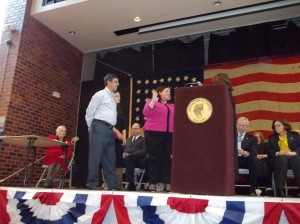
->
xmin=241 ymin=133 xmax=249 ymax=146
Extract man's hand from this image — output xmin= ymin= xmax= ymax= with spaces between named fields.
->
xmin=123 ymin=152 xmax=129 ymax=158
xmin=238 ymin=149 xmax=249 ymax=157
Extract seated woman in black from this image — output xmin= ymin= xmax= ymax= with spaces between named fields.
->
xmin=268 ymin=118 xmax=300 ymax=197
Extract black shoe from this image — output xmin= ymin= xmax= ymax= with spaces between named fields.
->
xmin=43 ymin=179 xmax=53 ymax=188
xmin=265 ymin=188 xmax=274 ymax=196
xmin=125 ymin=183 xmax=136 ymax=191
xmin=249 ymin=187 xmax=257 ymax=196
xmin=111 ymin=187 xmax=122 ymax=191
xmin=276 ymin=190 xmax=285 ymax=197
xmin=87 ymin=185 xmax=103 ymax=190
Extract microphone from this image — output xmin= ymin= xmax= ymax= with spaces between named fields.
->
xmin=184 ymin=81 xmax=203 ymax=87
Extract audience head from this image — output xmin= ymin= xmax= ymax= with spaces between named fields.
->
xmin=56 ymin=125 xmax=67 ymax=140
xmin=254 ymin=131 xmax=265 ymax=144
xmin=104 ymin=74 xmax=119 ymax=91
xmin=156 ymin=86 xmax=171 ymax=103
xmin=271 ymin=118 xmax=292 ymax=135
xmin=237 ymin=117 xmax=249 ymax=134
xmin=212 ymin=73 xmax=233 ymax=91
xmin=131 ymin=123 xmax=142 ymax=136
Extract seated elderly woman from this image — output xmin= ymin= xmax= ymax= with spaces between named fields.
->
xmin=268 ymin=118 xmax=300 ymax=197
xmin=43 ymin=125 xmax=77 ymax=188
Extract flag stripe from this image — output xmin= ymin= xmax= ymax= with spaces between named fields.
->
xmin=204 ymin=55 xmax=300 ymax=138
xmin=233 ymin=82 xmax=300 ymax=95
xmin=233 ymin=72 xmax=300 ymax=84
xmin=205 ymin=61 xmax=300 ymax=77
xmin=236 ymin=92 xmax=300 ymax=103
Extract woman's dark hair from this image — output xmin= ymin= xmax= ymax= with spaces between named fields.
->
xmin=212 ymin=73 xmax=233 ymax=91
xmin=114 ymin=91 xmax=124 ymax=116
xmin=156 ymin=86 xmax=170 ymax=102
xmin=271 ymin=118 xmax=292 ymax=132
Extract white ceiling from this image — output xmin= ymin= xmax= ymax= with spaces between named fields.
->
xmin=31 ymin=0 xmax=300 ymax=53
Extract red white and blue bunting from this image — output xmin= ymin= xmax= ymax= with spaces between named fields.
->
xmin=1 ymin=187 xmax=300 ymax=224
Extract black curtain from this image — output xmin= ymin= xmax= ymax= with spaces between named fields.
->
xmin=208 ymin=20 xmax=300 ymax=64
xmin=154 ymin=37 xmax=204 ymax=72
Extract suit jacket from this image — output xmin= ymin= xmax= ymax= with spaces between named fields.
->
xmin=124 ymin=136 xmax=147 ymax=157
xmin=268 ymin=131 xmax=300 ymax=157
xmin=241 ymin=132 xmax=258 ymax=156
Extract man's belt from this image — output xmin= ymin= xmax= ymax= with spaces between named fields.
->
xmin=95 ymin=119 xmax=114 ymax=129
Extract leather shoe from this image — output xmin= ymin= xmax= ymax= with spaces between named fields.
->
xmin=125 ymin=183 xmax=136 ymax=191
xmin=43 ymin=179 xmax=53 ymax=188
xmin=276 ymin=190 xmax=285 ymax=197
xmin=87 ymin=186 xmax=103 ymax=190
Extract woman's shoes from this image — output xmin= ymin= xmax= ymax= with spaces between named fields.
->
xmin=43 ymin=179 xmax=53 ymax=188
xmin=145 ymin=183 xmax=171 ymax=193
xmin=276 ymin=190 xmax=285 ymax=197
xmin=165 ymin=184 xmax=171 ymax=192
xmin=148 ymin=184 xmax=156 ymax=192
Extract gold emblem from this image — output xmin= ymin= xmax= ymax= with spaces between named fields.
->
xmin=186 ymin=98 xmax=213 ymax=123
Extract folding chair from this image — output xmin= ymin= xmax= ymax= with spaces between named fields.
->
xmin=35 ymin=158 xmax=73 ymax=188
xmin=123 ymin=168 xmax=146 ymax=191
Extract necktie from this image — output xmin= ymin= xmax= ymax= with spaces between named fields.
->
xmin=238 ymin=133 xmax=243 ymax=142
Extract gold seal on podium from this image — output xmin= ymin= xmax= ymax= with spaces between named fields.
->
xmin=186 ymin=98 xmax=213 ymax=123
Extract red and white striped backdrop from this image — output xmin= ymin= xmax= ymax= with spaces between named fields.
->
xmin=204 ymin=55 xmax=300 ymax=138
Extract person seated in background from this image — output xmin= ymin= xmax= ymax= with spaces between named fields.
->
xmin=268 ymin=118 xmax=300 ymax=197
xmin=254 ymin=131 xmax=273 ymax=195
xmin=43 ymin=125 xmax=77 ymax=188
xmin=236 ymin=117 xmax=259 ymax=196
xmin=123 ymin=123 xmax=147 ymax=191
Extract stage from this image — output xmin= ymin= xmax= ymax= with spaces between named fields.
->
xmin=0 ymin=187 xmax=299 ymax=224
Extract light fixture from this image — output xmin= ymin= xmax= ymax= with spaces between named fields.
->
xmin=213 ymin=0 xmax=222 ymax=7
xmin=69 ymin=31 xmax=76 ymax=35
xmin=139 ymin=0 xmax=300 ymax=34
xmin=134 ymin=16 xmax=141 ymax=22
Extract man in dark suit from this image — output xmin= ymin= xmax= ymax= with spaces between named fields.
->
xmin=123 ymin=123 xmax=147 ymax=191
xmin=237 ymin=117 xmax=259 ymax=196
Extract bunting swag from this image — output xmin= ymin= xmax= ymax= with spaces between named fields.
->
xmin=1 ymin=188 xmax=300 ymax=223
xmin=204 ymin=55 xmax=300 ymax=137
xmin=132 ymin=70 xmax=203 ymax=126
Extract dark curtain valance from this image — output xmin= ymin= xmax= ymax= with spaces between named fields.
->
xmin=208 ymin=21 xmax=300 ymax=64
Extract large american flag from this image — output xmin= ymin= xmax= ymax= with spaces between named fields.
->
xmin=132 ymin=69 xmax=203 ymax=126
xmin=1 ymin=188 xmax=299 ymax=223
xmin=204 ymin=55 xmax=300 ymax=138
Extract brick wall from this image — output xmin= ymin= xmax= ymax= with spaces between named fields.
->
xmin=0 ymin=0 xmax=83 ymax=186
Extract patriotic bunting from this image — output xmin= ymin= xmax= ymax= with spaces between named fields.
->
xmin=1 ymin=188 xmax=299 ymax=223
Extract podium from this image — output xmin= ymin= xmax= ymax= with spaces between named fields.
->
xmin=171 ymin=84 xmax=235 ymax=195
xmin=0 ymin=135 xmax=69 ymax=187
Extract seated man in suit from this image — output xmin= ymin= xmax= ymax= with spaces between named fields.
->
xmin=123 ymin=123 xmax=147 ymax=191
xmin=237 ymin=117 xmax=259 ymax=196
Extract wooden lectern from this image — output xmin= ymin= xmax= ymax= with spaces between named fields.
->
xmin=171 ymin=84 xmax=235 ymax=196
